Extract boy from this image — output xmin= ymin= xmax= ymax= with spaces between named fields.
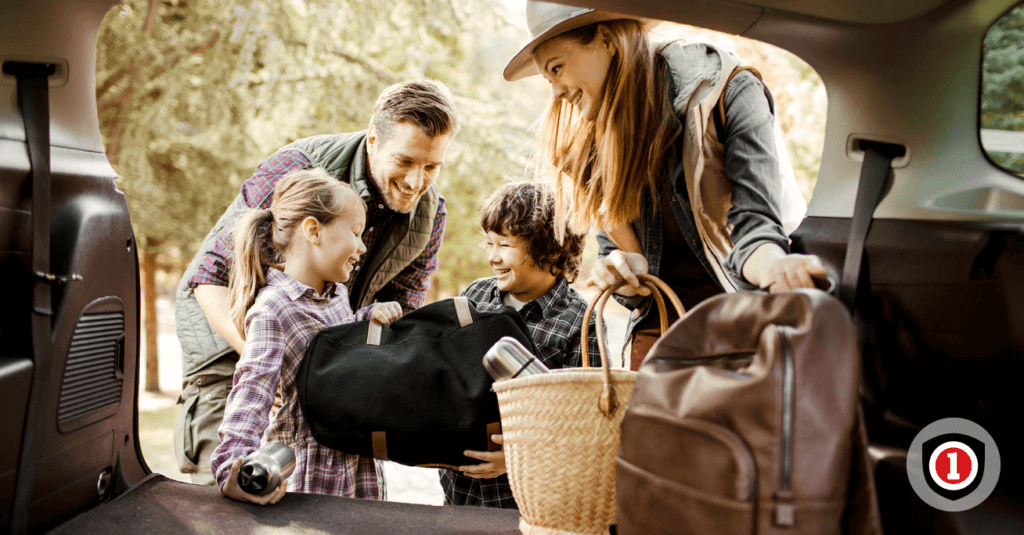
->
xmin=440 ymin=181 xmax=604 ymax=509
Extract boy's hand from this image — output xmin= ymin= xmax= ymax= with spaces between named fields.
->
xmin=458 ymin=434 xmax=507 ymax=479
xmin=372 ymin=302 xmax=403 ymax=325
xmin=220 ymin=457 xmax=287 ymax=505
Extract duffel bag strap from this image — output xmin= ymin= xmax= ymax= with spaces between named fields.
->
xmin=366 ymin=296 xmax=475 ymax=345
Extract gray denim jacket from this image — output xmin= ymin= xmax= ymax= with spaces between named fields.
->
xmin=598 ymin=45 xmax=791 ymax=336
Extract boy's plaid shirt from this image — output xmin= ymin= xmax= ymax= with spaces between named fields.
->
xmin=188 ymin=149 xmax=446 ymax=315
xmin=440 ymin=276 xmax=605 ymax=509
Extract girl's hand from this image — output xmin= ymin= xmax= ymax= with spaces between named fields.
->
xmin=458 ymin=434 xmax=507 ymax=479
xmin=587 ymin=251 xmax=652 ymax=297
xmin=372 ymin=302 xmax=403 ymax=325
xmin=220 ymin=457 xmax=287 ymax=505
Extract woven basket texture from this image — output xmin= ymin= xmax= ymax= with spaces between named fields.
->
xmin=493 ymin=368 xmax=636 ymax=535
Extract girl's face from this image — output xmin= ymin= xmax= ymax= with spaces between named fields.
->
xmin=312 ymin=199 xmax=367 ymax=285
xmin=482 ymin=230 xmax=557 ymax=303
xmin=532 ymin=30 xmax=616 ymax=121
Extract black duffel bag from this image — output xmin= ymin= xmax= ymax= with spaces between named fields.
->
xmin=296 ymin=296 xmax=539 ymax=469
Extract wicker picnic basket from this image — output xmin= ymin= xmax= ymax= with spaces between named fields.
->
xmin=492 ymin=275 xmax=684 ymax=535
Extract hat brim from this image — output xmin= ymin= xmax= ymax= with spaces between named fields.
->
xmin=503 ymin=11 xmax=661 ymax=82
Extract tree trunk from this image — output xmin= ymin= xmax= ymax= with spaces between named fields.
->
xmin=143 ymin=238 xmax=160 ymax=393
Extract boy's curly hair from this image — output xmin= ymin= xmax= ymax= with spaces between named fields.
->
xmin=480 ymin=182 xmax=586 ymax=282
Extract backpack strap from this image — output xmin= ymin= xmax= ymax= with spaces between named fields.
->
xmin=716 ymin=66 xmax=765 ymax=133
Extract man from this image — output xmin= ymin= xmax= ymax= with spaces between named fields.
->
xmin=174 ymin=79 xmax=457 ymax=485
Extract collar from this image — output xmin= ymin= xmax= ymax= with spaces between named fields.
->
xmin=347 ymin=134 xmax=387 ymax=208
xmin=265 ymin=267 xmax=340 ymax=301
xmin=657 ymin=41 xmax=727 ymax=114
xmin=484 ymin=275 xmax=572 ymax=316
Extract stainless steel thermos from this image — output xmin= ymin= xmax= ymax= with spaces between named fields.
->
xmin=483 ymin=336 xmax=550 ymax=381
xmin=238 ymin=442 xmax=296 ymax=495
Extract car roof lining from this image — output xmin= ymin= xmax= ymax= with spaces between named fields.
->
xmin=558 ymin=0 xmax=971 ymax=26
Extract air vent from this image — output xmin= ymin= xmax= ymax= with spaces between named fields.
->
xmin=58 ymin=306 xmax=125 ymax=433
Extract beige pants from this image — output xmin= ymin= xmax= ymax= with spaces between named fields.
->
xmin=174 ymin=356 xmax=236 ymax=486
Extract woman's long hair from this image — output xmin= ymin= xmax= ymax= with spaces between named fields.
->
xmin=537 ymin=19 xmax=681 ymax=239
xmin=228 ymin=168 xmax=361 ymax=338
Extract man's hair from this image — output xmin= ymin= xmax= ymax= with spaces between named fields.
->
xmin=369 ymin=79 xmax=459 ymax=140
xmin=480 ymin=182 xmax=586 ymax=282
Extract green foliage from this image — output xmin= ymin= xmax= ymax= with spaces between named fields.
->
xmin=97 ymin=0 xmax=544 ymax=295
xmin=982 ymin=3 xmax=1024 ymax=175
xmin=97 ymin=1 xmax=830 ymax=298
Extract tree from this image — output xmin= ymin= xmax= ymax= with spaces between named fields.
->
xmin=97 ymin=0 xmax=544 ymax=391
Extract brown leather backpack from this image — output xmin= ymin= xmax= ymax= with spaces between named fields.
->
xmin=615 ymin=287 xmax=878 ymax=534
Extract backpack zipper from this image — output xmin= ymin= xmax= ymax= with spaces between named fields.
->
xmin=775 ymin=326 xmax=796 ymax=526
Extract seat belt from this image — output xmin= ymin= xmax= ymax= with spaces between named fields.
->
xmin=4 ymin=61 xmax=56 ymax=535
xmin=839 ymin=141 xmax=904 ymax=310
xmin=837 ymin=140 xmax=904 ymax=535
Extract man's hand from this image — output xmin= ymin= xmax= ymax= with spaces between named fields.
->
xmin=586 ymin=251 xmax=652 ymax=297
xmin=220 ymin=457 xmax=287 ymax=505
xmin=372 ymin=302 xmax=403 ymax=325
xmin=458 ymin=434 xmax=507 ymax=480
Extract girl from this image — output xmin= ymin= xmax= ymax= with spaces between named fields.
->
xmin=211 ymin=168 xmax=403 ymax=505
xmin=505 ymin=1 xmax=827 ymax=368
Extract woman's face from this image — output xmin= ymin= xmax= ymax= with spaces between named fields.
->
xmin=533 ymin=30 xmax=615 ymax=121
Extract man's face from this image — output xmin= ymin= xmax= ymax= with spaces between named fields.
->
xmin=366 ymin=121 xmax=452 ymax=214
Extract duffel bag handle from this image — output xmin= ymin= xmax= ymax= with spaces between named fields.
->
xmin=366 ymin=296 xmax=474 ymax=345
xmin=582 ymin=274 xmax=685 ymax=416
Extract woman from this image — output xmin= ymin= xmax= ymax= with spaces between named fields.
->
xmin=505 ymin=1 xmax=827 ymax=368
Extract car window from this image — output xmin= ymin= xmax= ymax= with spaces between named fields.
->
xmin=981 ymin=2 xmax=1024 ymax=177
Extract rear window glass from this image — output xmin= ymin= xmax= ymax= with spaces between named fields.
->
xmin=981 ymin=2 xmax=1024 ymax=177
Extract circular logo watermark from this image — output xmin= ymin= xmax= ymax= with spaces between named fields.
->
xmin=907 ymin=418 xmax=1000 ymax=511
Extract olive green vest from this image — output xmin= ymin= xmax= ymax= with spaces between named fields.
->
xmin=282 ymin=132 xmax=440 ymax=309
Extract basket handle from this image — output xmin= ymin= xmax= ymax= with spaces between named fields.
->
xmin=581 ymin=274 xmax=685 ymax=416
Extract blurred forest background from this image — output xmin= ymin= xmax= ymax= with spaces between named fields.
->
xmin=982 ymin=3 xmax=1024 ymax=175
xmin=94 ymin=0 xmax=830 ymax=394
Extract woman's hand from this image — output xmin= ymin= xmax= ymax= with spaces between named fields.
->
xmin=743 ymin=243 xmax=828 ymax=292
xmin=760 ymin=254 xmax=828 ymax=293
xmin=372 ymin=302 xmax=403 ymax=325
xmin=458 ymin=434 xmax=507 ymax=479
xmin=587 ymin=251 xmax=652 ymax=297
xmin=220 ymin=457 xmax=288 ymax=505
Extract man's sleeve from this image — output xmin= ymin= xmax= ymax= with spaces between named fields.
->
xmin=188 ymin=151 xmax=312 ymax=288
xmin=380 ymin=197 xmax=447 ymax=314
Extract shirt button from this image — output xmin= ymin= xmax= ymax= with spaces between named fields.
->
xmin=378 ymin=204 xmax=384 ymax=209
xmin=196 ymin=379 xmax=203 ymax=385
xmin=206 ymin=394 xmax=212 ymax=400
xmin=368 ymin=227 xmax=374 ymax=232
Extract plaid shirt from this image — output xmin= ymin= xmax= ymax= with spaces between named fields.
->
xmin=189 ymin=149 xmax=446 ymax=314
xmin=440 ymin=276 xmax=605 ymax=509
xmin=212 ymin=268 xmax=384 ymax=498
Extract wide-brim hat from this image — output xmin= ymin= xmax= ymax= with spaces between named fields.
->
xmin=504 ymin=1 xmax=661 ymax=82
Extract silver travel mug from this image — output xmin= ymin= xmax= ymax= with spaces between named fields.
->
xmin=483 ymin=336 xmax=550 ymax=381
xmin=238 ymin=442 xmax=296 ymax=495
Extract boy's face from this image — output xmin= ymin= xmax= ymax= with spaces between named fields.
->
xmin=482 ymin=230 xmax=557 ymax=303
